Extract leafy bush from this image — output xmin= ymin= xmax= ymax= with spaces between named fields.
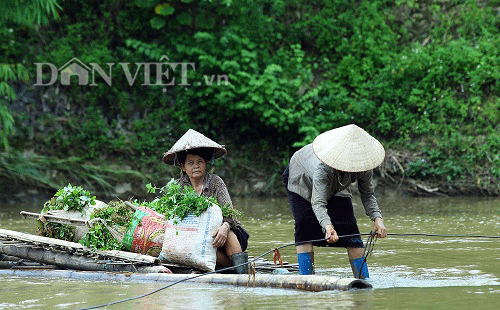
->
xmin=3 ymin=0 xmax=500 ymax=194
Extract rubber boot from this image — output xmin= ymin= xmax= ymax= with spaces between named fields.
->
xmin=230 ymin=252 xmax=248 ymax=274
xmin=350 ymin=257 xmax=369 ymax=279
xmin=297 ymin=252 xmax=315 ymax=275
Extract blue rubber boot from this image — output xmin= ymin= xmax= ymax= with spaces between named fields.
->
xmin=297 ymin=252 xmax=315 ymax=275
xmin=350 ymin=257 xmax=369 ymax=279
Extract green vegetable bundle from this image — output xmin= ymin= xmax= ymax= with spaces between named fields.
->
xmin=79 ymin=200 xmax=134 ymax=251
xmin=144 ymin=180 xmax=241 ymax=222
xmin=37 ymin=180 xmax=242 ymax=250
xmin=42 ymin=183 xmax=96 ymax=213
xmin=38 ymin=183 xmax=96 ymax=241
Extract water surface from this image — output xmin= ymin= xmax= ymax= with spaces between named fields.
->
xmin=1 ymin=194 xmax=499 ymax=309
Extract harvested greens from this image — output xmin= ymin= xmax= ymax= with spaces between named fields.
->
xmin=79 ymin=200 xmax=134 ymax=251
xmin=144 ymin=180 xmax=242 ymax=222
xmin=42 ymin=183 xmax=96 ymax=213
xmin=38 ymin=183 xmax=96 ymax=241
xmin=35 ymin=180 xmax=242 ymax=251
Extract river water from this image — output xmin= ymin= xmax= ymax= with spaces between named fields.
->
xmin=1 ymin=194 xmax=499 ymax=309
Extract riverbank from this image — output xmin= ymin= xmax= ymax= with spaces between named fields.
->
xmin=1 ymin=147 xmax=498 ymax=207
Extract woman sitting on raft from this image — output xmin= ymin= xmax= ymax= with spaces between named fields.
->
xmin=163 ymin=129 xmax=249 ymax=274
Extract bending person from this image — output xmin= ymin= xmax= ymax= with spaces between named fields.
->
xmin=163 ymin=129 xmax=249 ymax=274
xmin=283 ymin=124 xmax=387 ymax=279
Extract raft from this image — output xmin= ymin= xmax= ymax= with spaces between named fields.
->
xmin=0 ymin=269 xmax=371 ymax=291
xmin=0 ymin=228 xmax=372 ymax=291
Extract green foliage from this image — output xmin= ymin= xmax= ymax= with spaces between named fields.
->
xmin=0 ymin=0 xmax=61 ymax=26
xmin=76 ymin=107 xmax=111 ymax=160
xmin=42 ymin=183 xmax=96 ymax=213
xmin=0 ymin=64 xmax=28 ymax=151
xmin=3 ymin=0 xmax=500 ymax=194
xmin=79 ymin=200 xmax=134 ymax=250
xmin=0 ymin=0 xmax=61 ymax=151
xmin=36 ymin=221 xmax=75 ymax=242
xmin=406 ymin=131 xmax=500 ymax=183
xmin=79 ymin=221 xmax=124 ymax=250
xmin=37 ymin=183 xmax=95 ymax=241
xmin=145 ymin=180 xmax=241 ymax=221
xmin=0 ymin=152 xmax=147 ymax=195
xmin=0 ymin=101 xmax=14 ymax=151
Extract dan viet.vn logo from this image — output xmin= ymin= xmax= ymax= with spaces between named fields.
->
xmin=34 ymin=56 xmax=229 ymax=90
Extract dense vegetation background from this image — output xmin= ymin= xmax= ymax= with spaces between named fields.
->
xmin=1 ymin=0 xmax=499 ymax=200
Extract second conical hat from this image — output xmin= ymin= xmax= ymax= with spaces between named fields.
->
xmin=312 ymin=124 xmax=385 ymax=172
xmin=163 ymin=129 xmax=227 ymax=165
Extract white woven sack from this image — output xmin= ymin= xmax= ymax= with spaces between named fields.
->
xmin=159 ymin=204 xmax=223 ymax=272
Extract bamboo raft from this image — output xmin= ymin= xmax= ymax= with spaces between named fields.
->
xmin=2 ymin=206 xmax=373 ymax=292
xmin=0 ymin=228 xmax=372 ymax=291
xmin=0 ymin=228 xmax=371 ymax=291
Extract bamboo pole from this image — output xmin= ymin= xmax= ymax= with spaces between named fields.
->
xmin=20 ymin=211 xmax=90 ymax=227
xmin=0 ymin=269 xmax=372 ymax=291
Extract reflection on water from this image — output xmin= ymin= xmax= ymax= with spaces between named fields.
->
xmin=1 ymin=194 xmax=499 ymax=309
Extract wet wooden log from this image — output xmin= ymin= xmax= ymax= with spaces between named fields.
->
xmin=0 ymin=269 xmax=372 ymax=291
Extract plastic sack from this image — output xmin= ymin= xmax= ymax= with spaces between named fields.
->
xmin=122 ymin=206 xmax=166 ymax=257
xmin=159 ymin=205 xmax=223 ymax=272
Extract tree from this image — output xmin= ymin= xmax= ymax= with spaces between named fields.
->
xmin=0 ymin=0 xmax=61 ymax=151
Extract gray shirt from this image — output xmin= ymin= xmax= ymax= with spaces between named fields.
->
xmin=287 ymin=144 xmax=382 ymax=229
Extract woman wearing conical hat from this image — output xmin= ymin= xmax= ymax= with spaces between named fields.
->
xmin=283 ymin=124 xmax=388 ymax=279
xmin=163 ymin=129 xmax=249 ymax=274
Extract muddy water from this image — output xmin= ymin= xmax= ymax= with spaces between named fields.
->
xmin=1 ymin=195 xmax=499 ymax=309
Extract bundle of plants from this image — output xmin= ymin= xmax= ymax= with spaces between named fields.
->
xmin=53 ymin=181 xmax=243 ymax=254
xmin=78 ymin=197 xmax=169 ymax=254
xmin=118 ymin=181 xmax=243 ymax=257
xmin=37 ymin=183 xmax=96 ymax=241
xmin=144 ymin=180 xmax=241 ymax=222
xmin=144 ymin=180 xmax=243 ymax=271
xmin=79 ymin=200 xmax=134 ymax=251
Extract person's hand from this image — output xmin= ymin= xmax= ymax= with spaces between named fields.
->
xmin=212 ymin=222 xmax=230 ymax=248
xmin=325 ymin=224 xmax=339 ymax=243
xmin=373 ymin=217 xmax=387 ymax=238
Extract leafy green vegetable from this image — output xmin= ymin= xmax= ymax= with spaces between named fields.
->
xmin=145 ymin=180 xmax=242 ymax=222
xmin=79 ymin=200 xmax=134 ymax=251
xmin=38 ymin=183 xmax=96 ymax=241
xmin=42 ymin=183 xmax=96 ymax=213
xmin=36 ymin=221 xmax=75 ymax=242
xmin=79 ymin=221 xmax=123 ymax=250
xmin=90 ymin=200 xmax=134 ymax=226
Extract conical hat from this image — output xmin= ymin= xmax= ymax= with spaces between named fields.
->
xmin=312 ymin=124 xmax=385 ymax=172
xmin=163 ymin=129 xmax=227 ymax=165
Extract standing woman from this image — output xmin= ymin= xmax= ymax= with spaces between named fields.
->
xmin=283 ymin=124 xmax=387 ymax=279
xmin=163 ymin=129 xmax=249 ymax=274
